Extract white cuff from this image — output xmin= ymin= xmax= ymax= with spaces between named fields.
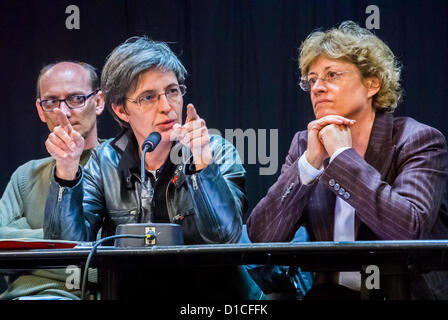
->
xmin=298 ymin=151 xmax=323 ymax=185
xmin=329 ymin=147 xmax=351 ymax=163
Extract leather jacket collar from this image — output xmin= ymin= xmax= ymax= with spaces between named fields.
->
xmin=110 ymin=128 xmax=186 ymax=189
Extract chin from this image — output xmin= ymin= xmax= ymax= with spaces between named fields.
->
xmin=315 ymin=110 xmax=340 ymax=119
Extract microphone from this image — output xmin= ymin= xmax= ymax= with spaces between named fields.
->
xmin=142 ymin=131 xmax=161 ymax=152
xmin=113 ymin=130 xmax=183 ymax=248
xmin=140 ymin=132 xmax=161 ymax=224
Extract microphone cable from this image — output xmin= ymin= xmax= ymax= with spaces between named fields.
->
xmin=80 ymin=233 xmax=154 ymax=300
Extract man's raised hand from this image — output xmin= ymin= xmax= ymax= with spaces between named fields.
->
xmin=45 ymin=108 xmax=84 ymax=180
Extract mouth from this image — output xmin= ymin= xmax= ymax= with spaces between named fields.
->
xmin=157 ymin=119 xmax=176 ymax=130
xmin=314 ymin=99 xmax=332 ymax=109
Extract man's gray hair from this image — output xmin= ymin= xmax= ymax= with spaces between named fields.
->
xmin=101 ymin=36 xmax=188 ymax=128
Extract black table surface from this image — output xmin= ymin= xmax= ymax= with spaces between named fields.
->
xmin=1 ymin=240 xmax=448 ymax=273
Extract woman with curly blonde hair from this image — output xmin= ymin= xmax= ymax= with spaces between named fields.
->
xmin=248 ymin=21 xmax=448 ymax=300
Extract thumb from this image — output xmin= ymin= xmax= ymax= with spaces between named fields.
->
xmin=71 ymin=129 xmax=85 ymax=149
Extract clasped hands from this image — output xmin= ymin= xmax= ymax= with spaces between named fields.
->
xmin=306 ymin=115 xmax=355 ymax=169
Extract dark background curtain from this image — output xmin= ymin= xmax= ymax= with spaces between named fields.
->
xmin=0 ymin=0 xmax=447 ymax=221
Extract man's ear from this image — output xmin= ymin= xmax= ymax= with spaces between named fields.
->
xmin=111 ymin=103 xmax=129 ymax=123
xmin=95 ymin=90 xmax=105 ymax=116
xmin=35 ymin=99 xmax=47 ymax=123
xmin=366 ymin=77 xmax=381 ymax=99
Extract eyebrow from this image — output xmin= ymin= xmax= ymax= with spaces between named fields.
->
xmin=41 ymin=91 xmax=88 ymax=99
xmin=307 ymin=66 xmax=335 ymax=76
xmin=135 ymin=90 xmax=156 ymax=99
xmin=135 ymin=83 xmax=179 ymax=98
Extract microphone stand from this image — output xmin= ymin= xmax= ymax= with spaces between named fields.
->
xmin=140 ymin=144 xmax=155 ymax=223
xmin=114 ymin=132 xmax=183 ymax=247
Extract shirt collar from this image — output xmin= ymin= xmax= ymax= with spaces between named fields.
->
xmin=112 ymin=128 xmax=178 ymax=176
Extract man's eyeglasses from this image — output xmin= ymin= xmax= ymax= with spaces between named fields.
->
xmin=127 ymin=84 xmax=187 ymax=111
xmin=299 ymin=71 xmax=352 ymax=91
xmin=39 ymin=89 xmax=99 ymax=112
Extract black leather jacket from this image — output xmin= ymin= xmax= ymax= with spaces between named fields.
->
xmin=44 ymin=131 xmax=246 ymax=244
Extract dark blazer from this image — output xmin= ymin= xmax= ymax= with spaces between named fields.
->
xmin=247 ymin=111 xmax=448 ymax=299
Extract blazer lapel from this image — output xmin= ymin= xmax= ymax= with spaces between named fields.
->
xmin=354 ymin=111 xmax=396 ymax=238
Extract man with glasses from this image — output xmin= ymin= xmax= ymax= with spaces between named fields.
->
xmin=0 ymin=61 xmax=105 ymax=299
xmin=43 ymin=37 xmax=263 ymax=299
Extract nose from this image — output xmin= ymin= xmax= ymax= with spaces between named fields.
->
xmin=157 ymin=94 xmax=172 ymax=114
xmin=59 ymin=100 xmax=72 ymax=118
xmin=311 ymin=78 xmax=327 ymax=93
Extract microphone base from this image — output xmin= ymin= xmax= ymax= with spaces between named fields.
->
xmin=114 ymin=223 xmax=184 ymax=247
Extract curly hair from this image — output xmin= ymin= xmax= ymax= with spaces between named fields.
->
xmin=299 ymin=21 xmax=402 ymax=112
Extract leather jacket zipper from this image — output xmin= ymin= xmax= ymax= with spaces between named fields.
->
xmin=58 ymin=186 xmax=64 ymax=201
xmin=49 ymin=185 xmax=65 ymax=239
xmin=191 ymin=174 xmax=199 ymax=190
xmin=132 ymin=173 xmax=143 ymax=221
xmin=190 ymin=173 xmax=221 ymax=236
xmin=165 ymin=182 xmax=174 ymax=222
